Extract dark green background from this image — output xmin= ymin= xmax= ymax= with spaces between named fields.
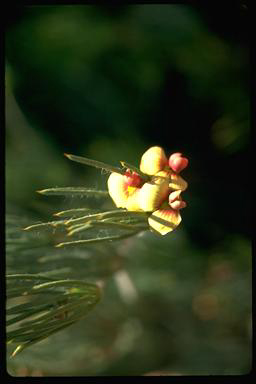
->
xmin=6 ymin=4 xmax=251 ymax=376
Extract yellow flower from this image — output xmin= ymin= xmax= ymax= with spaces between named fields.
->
xmin=107 ymin=146 xmax=188 ymax=235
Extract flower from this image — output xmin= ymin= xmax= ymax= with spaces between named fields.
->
xmin=107 ymin=146 xmax=188 ymax=235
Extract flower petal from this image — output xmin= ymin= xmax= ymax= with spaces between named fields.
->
xmin=148 ymin=208 xmax=182 ymax=235
xmin=168 ymin=190 xmax=182 ymax=203
xmin=155 ymin=169 xmax=188 ymax=191
xmin=107 ymin=172 xmax=129 ymax=208
xmin=125 ymin=188 xmax=143 ymax=211
xmin=138 ymin=176 xmax=169 ymax=212
xmin=169 ymin=200 xmax=187 ymax=210
xmin=140 ymin=146 xmax=168 ymax=175
xmin=169 ymin=172 xmax=188 ymax=191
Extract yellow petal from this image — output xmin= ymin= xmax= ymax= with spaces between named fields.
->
xmin=148 ymin=208 xmax=181 ymax=235
xmin=169 ymin=173 xmax=188 ymax=191
xmin=140 ymin=146 xmax=167 ymax=176
xmin=138 ymin=176 xmax=169 ymax=212
xmin=169 ymin=200 xmax=187 ymax=210
xmin=169 ymin=190 xmax=182 ymax=203
xmin=107 ymin=172 xmax=129 ymax=208
xmin=155 ymin=169 xmax=188 ymax=191
xmin=125 ymin=188 xmax=144 ymax=211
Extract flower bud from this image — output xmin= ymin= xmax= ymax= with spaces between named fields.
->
xmin=169 ymin=153 xmax=188 ymax=173
xmin=169 ymin=153 xmax=182 ymax=162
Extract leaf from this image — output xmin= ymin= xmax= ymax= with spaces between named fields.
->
xmin=120 ymin=161 xmax=150 ymax=181
xmin=6 ymin=274 xmax=101 ymax=357
xmin=53 ymin=208 xmax=91 ymax=217
xmin=23 ymin=209 xmax=145 ymax=231
xmin=6 ymin=212 xmax=125 ymax=280
xmin=66 ymin=222 xmax=94 ymax=236
xmin=23 ymin=220 xmax=67 ymax=231
xmin=64 ymin=153 xmax=125 ymax=175
xmin=89 ymin=220 xmax=148 ymax=231
xmin=6 ymin=214 xmax=54 ymax=253
xmin=55 ymin=232 xmax=141 ymax=247
xmin=37 ymin=187 xmax=109 ymax=197
xmin=66 ymin=217 xmax=148 ymax=236
xmin=63 ymin=209 xmax=147 ymax=225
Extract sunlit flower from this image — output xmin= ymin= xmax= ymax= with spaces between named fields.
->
xmin=107 ymin=146 xmax=189 ymax=235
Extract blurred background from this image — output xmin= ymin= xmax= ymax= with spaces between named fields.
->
xmin=6 ymin=3 xmax=251 ymax=376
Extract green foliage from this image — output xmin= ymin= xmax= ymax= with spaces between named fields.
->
xmin=6 ymin=204 xmax=138 ymax=358
xmin=7 ymin=275 xmax=101 ymax=357
xmin=6 ymin=166 xmax=149 ymax=359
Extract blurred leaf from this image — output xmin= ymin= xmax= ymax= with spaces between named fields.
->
xmin=7 ymin=275 xmax=101 ymax=357
xmin=211 ymin=114 xmax=249 ymax=153
xmin=6 ymin=210 xmax=127 ymax=279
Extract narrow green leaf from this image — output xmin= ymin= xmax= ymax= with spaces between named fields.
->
xmin=91 ymin=220 xmax=148 ymax=231
xmin=11 ymin=345 xmax=23 ymax=358
xmin=7 ymin=274 xmax=55 ymax=282
xmin=23 ymin=220 xmax=67 ymax=231
xmin=67 ymin=223 xmax=93 ymax=236
xmin=64 ymin=209 xmax=147 ymax=225
xmin=66 ymin=219 xmax=148 ymax=236
xmin=53 ymin=208 xmax=91 ymax=217
xmin=23 ymin=210 xmax=148 ymax=232
xmin=38 ymin=187 xmax=109 ymax=197
xmin=55 ymin=232 xmax=139 ymax=247
xmin=7 ymin=276 xmax=101 ymax=356
xmin=7 ymin=305 xmax=51 ymax=326
xmin=64 ymin=153 xmax=125 ymax=175
xmin=120 ymin=161 xmax=150 ymax=181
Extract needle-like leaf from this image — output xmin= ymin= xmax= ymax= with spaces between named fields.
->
xmin=64 ymin=153 xmax=125 ymax=175
xmin=6 ymin=275 xmax=101 ymax=357
xmin=37 ymin=187 xmax=109 ymax=197
xmin=120 ymin=161 xmax=150 ymax=181
xmin=55 ymin=232 xmax=140 ymax=247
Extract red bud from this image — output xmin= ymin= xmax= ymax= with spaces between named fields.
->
xmin=124 ymin=170 xmax=142 ymax=187
xmin=169 ymin=153 xmax=188 ymax=173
